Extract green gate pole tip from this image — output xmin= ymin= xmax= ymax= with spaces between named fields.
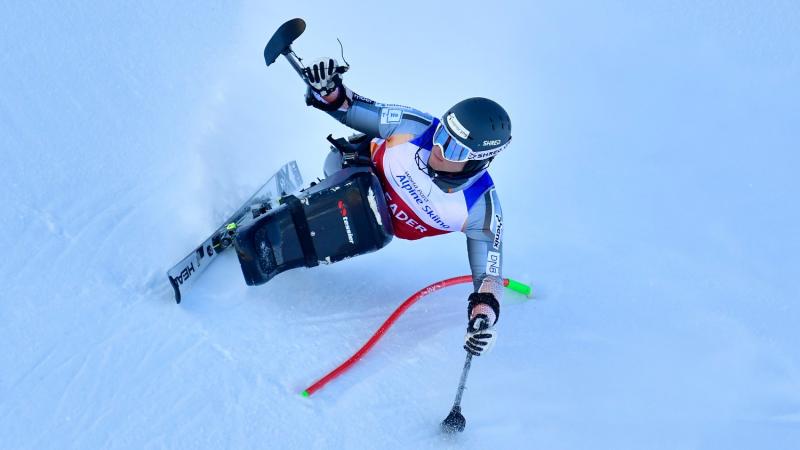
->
xmin=301 ymin=390 xmax=310 ymax=398
xmin=504 ymin=278 xmax=533 ymax=298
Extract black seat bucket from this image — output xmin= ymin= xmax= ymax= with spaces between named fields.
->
xmin=234 ymin=167 xmax=394 ymax=286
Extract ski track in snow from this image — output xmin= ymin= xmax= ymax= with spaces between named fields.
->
xmin=2 ymin=1 xmax=800 ymax=449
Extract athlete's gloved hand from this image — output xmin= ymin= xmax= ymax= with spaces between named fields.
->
xmin=302 ymin=57 xmax=345 ymax=96
xmin=464 ymin=315 xmax=497 ymax=356
xmin=463 ymin=292 xmax=500 ymax=356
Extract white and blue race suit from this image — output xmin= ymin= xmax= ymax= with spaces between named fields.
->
xmin=311 ymin=87 xmax=504 ymax=300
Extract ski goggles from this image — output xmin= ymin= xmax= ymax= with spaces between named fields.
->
xmin=431 ymin=122 xmax=510 ymax=162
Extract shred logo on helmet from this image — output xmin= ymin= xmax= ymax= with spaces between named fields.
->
xmin=466 ymin=146 xmax=505 ymax=160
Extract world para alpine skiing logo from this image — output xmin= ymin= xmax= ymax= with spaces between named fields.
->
xmin=337 ymin=200 xmax=356 ymax=244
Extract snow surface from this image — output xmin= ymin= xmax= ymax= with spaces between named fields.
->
xmin=2 ymin=1 xmax=799 ymax=448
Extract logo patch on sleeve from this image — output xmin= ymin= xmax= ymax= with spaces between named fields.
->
xmin=492 ymin=214 xmax=503 ymax=250
xmin=380 ymin=108 xmax=402 ymax=124
xmin=486 ymin=251 xmax=501 ymax=276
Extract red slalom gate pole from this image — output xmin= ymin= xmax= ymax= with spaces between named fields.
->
xmin=300 ymin=275 xmax=532 ymax=397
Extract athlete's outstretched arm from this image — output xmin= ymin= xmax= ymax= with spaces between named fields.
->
xmin=307 ymin=85 xmax=433 ymax=138
xmin=463 ymin=187 xmax=504 ymax=356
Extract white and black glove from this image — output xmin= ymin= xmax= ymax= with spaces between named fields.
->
xmin=463 ymin=292 xmax=500 ymax=357
xmin=464 ymin=315 xmax=497 ymax=356
xmin=302 ymin=57 xmax=345 ymax=96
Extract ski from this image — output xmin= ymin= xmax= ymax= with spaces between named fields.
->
xmin=167 ymin=161 xmax=303 ymax=303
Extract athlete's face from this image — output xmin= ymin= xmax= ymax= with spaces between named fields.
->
xmin=428 ymin=145 xmax=468 ymax=173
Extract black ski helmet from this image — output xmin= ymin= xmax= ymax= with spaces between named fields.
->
xmin=440 ymin=97 xmax=512 ymax=175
